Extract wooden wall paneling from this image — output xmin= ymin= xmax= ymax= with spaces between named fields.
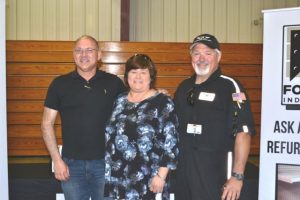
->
xmin=176 ymin=0 xmax=189 ymax=41
xmin=102 ymin=63 xmax=193 ymax=77
xmin=44 ymin=0 xmax=57 ymax=40
xmin=222 ymin=65 xmax=262 ymax=77
xmin=189 ymin=0 xmax=202 ymax=40
xmin=8 ymin=101 xmax=45 ymax=113
xmin=163 ymin=0 xmax=176 ymax=42
xmin=8 ymin=125 xmax=61 ymax=138
xmin=102 ymin=53 xmax=190 ymax=64
xmin=220 ymin=43 xmax=263 ymax=64
xmin=7 ymin=88 xmax=47 ymax=100
xmin=227 ymin=0 xmax=240 ymax=42
xmin=6 ymin=41 xmax=262 ymax=155
xmin=6 ymin=63 xmax=76 ymax=75
xmin=7 ymin=76 xmax=56 ymax=88
xmin=7 ymin=51 xmax=73 ymax=62
xmin=8 ymin=113 xmax=60 ymax=125
xmin=6 ymin=41 xmax=74 ymax=51
xmin=251 ymin=101 xmax=261 ymax=113
xmin=8 ymin=138 xmax=62 ymax=156
xmin=6 ymin=0 xmax=17 ymax=40
xmin=99 ymin=41 xmax=190 ymax=52
xmin=16 ymin=0 xmax=30 ymax=39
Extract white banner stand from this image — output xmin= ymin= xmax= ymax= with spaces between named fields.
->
xmin=259 ymin=7 xmax=300 ymax=200
xmin=0 ymin=0 xmax=8 ymax=199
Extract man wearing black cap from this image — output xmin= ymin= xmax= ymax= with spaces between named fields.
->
xmin=174 ymin=34 xmax=256 ymax=200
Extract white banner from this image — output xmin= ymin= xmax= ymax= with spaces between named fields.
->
xmin=259 ymin=7 xmax=300 ymax=200
xmin=0 ymin=0 xmax=8 ymax=199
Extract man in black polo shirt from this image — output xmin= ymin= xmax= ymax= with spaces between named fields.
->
xmin=41 ymin=35 xmax=126 ymax=200
xmin=174 ymin=34 xmax=256 ymax=200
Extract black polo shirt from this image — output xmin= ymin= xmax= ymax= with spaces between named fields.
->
xmin=174 ymin=67 xmax=256 ymax=153
xmin=45 ymin=70 xmax=126 ymax=160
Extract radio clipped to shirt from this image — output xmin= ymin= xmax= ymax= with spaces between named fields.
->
xmin=187 ymin=123 xmax=202 ymax=135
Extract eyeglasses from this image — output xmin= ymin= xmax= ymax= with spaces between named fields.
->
xmin=74 ymin=48 xmax=98 ymax=55
xmin=186 ymin=87 xmax=196 ymax=106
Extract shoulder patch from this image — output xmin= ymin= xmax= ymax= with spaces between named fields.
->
xmin=232 ymin=92 xmax=246 ymax=101
xmin=220 ymin=75 xmax=245 ymax=108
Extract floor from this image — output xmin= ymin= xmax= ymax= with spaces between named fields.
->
xmin=8 ymin=156 xmax=259 ymax=200
xmin=8 ymin=158 xmax=62 ymax=200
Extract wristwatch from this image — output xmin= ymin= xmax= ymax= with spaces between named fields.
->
xmin=231 ymin=172 xmax=244 ymax=181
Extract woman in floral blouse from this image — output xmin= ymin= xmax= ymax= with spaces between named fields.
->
xmin=105 ymin=54 xmax=179 ymax=200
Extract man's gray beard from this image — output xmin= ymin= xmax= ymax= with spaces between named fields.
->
xmin=194 ymin=63 xmax=210 ymax=76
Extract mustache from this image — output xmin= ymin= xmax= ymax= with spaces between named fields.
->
xmin=194 ymin=61 xmax=209 ymax=66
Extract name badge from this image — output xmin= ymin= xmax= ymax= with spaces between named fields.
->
xmin=187 ymin=123 xmax=202 ymax=134
xmin=198 ymin=92 xmax=215 ymax=101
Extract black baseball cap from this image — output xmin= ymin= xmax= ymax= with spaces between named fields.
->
xmin=190 ymin=34 xmax=220 ymax=50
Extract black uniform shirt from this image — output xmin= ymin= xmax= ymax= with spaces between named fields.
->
xmin=44 ymin=69 xmax=126 ymax=160
xmin=174 ymin=67 xmax=255 ymax=152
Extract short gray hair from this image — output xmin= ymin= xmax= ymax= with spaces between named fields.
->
xmin=74 ymin=35 xmax=100 ymax=50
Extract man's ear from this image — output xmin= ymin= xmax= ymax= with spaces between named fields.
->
xmin=217 ymin=51 xmax=222 ymax=62
xmin=97 ymin=50 xmax=102 ymax=61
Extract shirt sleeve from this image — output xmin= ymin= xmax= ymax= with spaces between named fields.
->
xmin=232 ymin=83 xmax=256 ymax=136
xmin=44 ymin=78 xmax=60 ymax=111
xmin=116 ymin=76 xmax=127 ymax=94
xmin=157 ymin=95 xmax=179 ymax=170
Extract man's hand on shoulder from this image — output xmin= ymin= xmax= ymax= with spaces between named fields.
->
xmin=157 ymin=88 xmax=170 ymax=96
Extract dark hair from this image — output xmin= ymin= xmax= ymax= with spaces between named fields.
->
xmin=124 ymin=54 xmax=157 ymax=89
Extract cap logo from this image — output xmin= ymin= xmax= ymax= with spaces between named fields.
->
xmin=197 ymin=36 xmax=212 ymax=42
xmin=191 ymin=34 xmax=220 ymax=50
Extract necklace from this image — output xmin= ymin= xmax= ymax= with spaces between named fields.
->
xmin=128 ymin=89 xmax=155 ymax=103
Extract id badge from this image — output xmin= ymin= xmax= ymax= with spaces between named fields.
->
xmin=198 ymin=92 xmax=215 ymax=101
xmin=187 ymin=123 xmax=202 ymax=134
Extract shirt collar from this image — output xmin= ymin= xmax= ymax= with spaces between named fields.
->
xmin=71 ymin=69 xmax=104 ymax=81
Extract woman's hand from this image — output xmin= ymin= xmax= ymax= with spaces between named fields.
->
xmin=149 ymin=175 xmax=165 ymax=193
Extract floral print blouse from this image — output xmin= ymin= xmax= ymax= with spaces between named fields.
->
xmin=105 ymin=92 xmax=179 ymax=200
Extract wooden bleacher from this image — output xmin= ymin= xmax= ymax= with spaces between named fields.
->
xmin=6 ymin=41 xmax=262 ymax=156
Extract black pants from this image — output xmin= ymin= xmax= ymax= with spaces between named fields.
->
xmin=175 ymin=149 xmax=227 ymax=200
xmin=175 ymin=155 xmax=259 ymax=200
